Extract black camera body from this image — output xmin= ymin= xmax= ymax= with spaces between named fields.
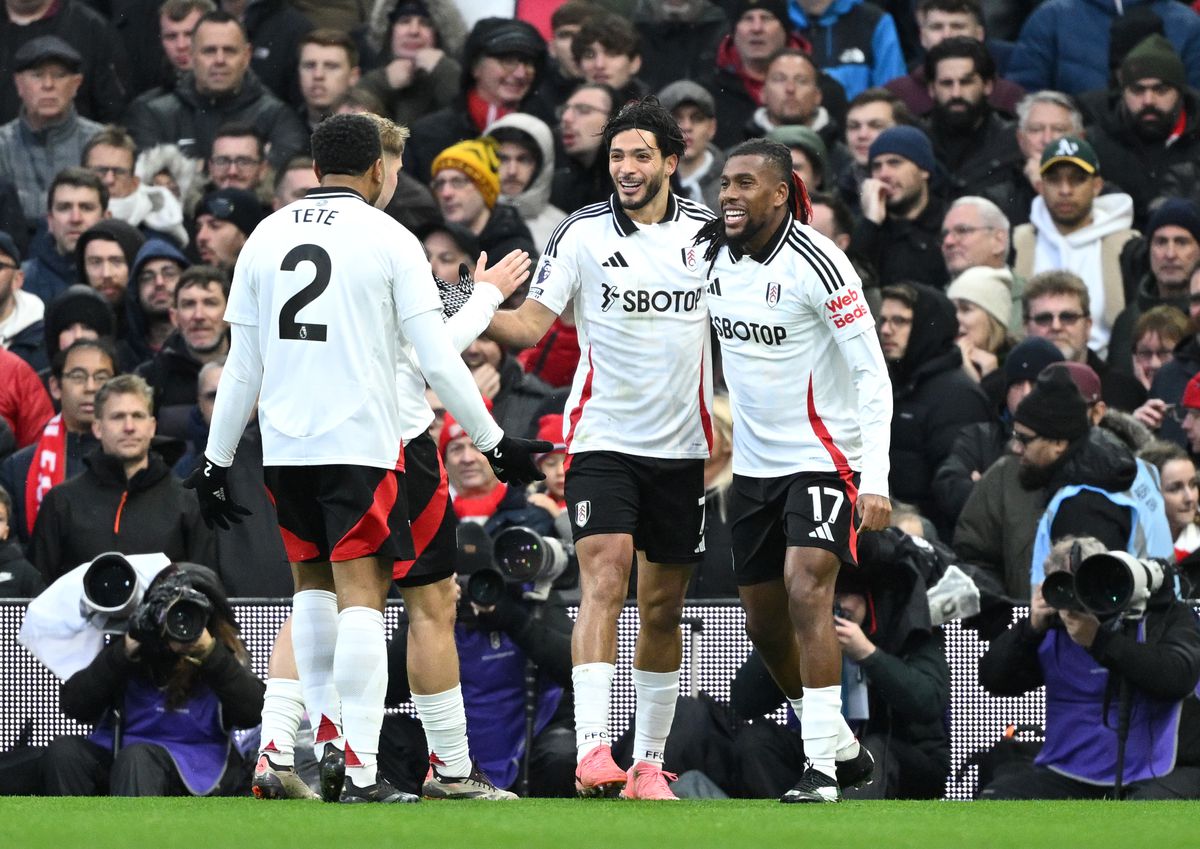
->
xmin=128 ymin=572 xmax=213 ymax=644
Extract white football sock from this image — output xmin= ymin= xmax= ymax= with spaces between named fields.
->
xmin=573 ymin=662 xmax=616 ymax=761
xmin=411 ymin=686 xmax=472 ymax=779
xmin=631 ymin=668 xmax=679 ymax=767
xmin=333 ymin=606 xmax=388 ymax=786
xmin=291 ymin=590 xmax=342 ymax=758
xmin=259 ymin=677 xmax=305 ymax=767
xmin=836 ymin=714 xmax=860 ymax=760
xmin=802 ymin=685 xmax=842 ymax=781
xmin=787 ymin=695 xmax=804 ymax=725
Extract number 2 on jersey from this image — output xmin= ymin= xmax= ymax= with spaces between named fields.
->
xmin=278 ymin=244 xmax=330 ymax=342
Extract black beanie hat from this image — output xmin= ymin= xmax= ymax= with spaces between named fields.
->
xmin=1014 ymin=364 xmax=1089 ymax=441
xmin=43 ymin=284 xmax=117 ymax=358
xmin=1004 ymin=336 xmax=1064 ymax=387
xmin=74 ymin=219 xmax=146 ymax=271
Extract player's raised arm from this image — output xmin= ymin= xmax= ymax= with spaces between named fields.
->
xmin=442 ymin=249 xmax=532 ymax=351
xmin=485 ymin=296 xmax=559 ymax=350
xmin=404 ymin=308 xmax=551 ymax=485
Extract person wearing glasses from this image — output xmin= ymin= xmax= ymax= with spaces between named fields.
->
xmin=1108 ymin=200 xmax=1200 ymax=376
xmin=29 ymin=372 xmax=215 ymax=584
xmin=134 ymin=266 xmax=231 ymax=441
xmin=206 ymin=124 xmax=270 ymax=196
xmin=0 ymin=337 xmax=112 ymax=544
xmin=127 ymin=238 xmax=191 ymax=363
xmin=0 ymin=37 xmax=101 ymax=232
xmin=1021 ymin=270 xmax=1146 ymax=412
xmin=1011 ymin=136 xmax=1136 ymax=360
xmin=956 ymin=363 xmax=1170 ymax=636
xmin=939 ymin=196 xmax=1021 ymax=331
xmin=404 ymin=18 xmax=549 ymax=186
xmin=550 ymin=82 xmax=618 ymax=213
xmin=82 ymin=126 xmax=188 ymax=249
xmin=429 ymin=139 xmax=536 ymax=276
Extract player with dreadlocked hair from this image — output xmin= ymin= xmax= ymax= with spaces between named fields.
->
xmin=693 ymin=139 xmax=812 ymax=266
xmin=701 ymin=137 xmax=894 ymax=803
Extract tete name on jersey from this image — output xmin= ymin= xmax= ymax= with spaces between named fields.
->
xmin=292 ymin=207 xmax=340 ymax=225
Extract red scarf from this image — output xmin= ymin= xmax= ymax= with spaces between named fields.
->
xmin=452 ymin=483 xmax=508 ymax=520
xmin=25 ymin=414 xmax=66 ymax=535
xmin=467 ymin=89 xmax=513 ymax=133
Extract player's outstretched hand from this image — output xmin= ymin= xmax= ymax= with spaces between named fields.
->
xmin=856 ymin=493 xmax=891 ymax=533
xmin=184 ymin=458 xmax=251 ymax=530
xmin=474 ymin=249 xmax=532 ymax=300
xmin=482 ymin=435 xmax=553 ymax=486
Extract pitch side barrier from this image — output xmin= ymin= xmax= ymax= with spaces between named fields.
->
xmin=0 ymin=600 xmax=1039 ymax=800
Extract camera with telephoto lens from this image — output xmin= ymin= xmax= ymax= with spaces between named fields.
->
xmin=1043 ymin=549 xmax=1168 ymax=620
xmin=128 ymin=571 xmax=213 ymax=644
xmin=467 ymin=525 xmax=571 ymax=606
xmin=80 ymin=552 xmax=143 ymax=631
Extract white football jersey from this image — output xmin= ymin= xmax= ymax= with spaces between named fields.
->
xmin=707 ymin=214 xmax=891 ymax=487
xmin=529 ymin=194 xmax=716 ymax=459
xmin=224 ymin=188 xmax=442 ymax=468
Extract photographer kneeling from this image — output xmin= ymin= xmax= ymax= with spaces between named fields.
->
xmin=42 ymin=564 xmax=264 ymax=796
xmin=978 ymin=537 xmax=1200 ymax=799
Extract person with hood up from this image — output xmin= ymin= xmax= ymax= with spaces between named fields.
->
xmin=357 ymin=0 xmax=466 ymax=130
xmin=124 ymin=238 xmax=191 ymax=366
xmin=878 ymin=282 xmax=992 ymax=536
xmin=486 ymin=113 xmax=565 ymax=253
xmin=1012 ymin=135 xmax=1137 ymax=359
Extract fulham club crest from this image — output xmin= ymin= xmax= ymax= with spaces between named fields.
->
xmin=766 ymin=282 xmax=781 ymax=308
xmin=681 ymin=246 xmax=698 ymax=272
xmin=575 ymin=500 xmax=591 ymax=527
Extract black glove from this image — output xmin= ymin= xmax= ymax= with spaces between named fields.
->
xmin=482 ymin=435 xmax=554 ymax=486
xmin=183 ymin=458 xmax=251 ymax=530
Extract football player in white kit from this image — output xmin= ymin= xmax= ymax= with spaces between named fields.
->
xmin=187 ymin=114 xmax=548 ymax=803
xmin=248 ymin=115 xmax=530 ymax=803
xmin=696 ymin=139 xmax=893 ymax=802
xmin=487 ymin=99 xmax=716 ymax=800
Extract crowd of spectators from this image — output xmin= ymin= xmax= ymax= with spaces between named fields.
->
xmin=3 ymin=0 xmax=1200 ymax=802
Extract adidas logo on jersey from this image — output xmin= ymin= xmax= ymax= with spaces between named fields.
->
xmin=601 ymin=252 xmax=630 ymax=268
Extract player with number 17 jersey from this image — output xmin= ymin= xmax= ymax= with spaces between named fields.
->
xmin=706 ymin=214 xmax=891 ymax=495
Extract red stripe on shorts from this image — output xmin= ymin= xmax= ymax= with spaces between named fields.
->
xmin=330 ymin=470 xmax=399 ymax=562
xmin=392 ymin=450 xmax=450 ymax=579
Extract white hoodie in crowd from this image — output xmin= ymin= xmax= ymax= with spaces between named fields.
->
xmin=1028 ymin=191 xmax=1134 ymax=358
xmin=485 ymin=112 xmax=566 ymax=253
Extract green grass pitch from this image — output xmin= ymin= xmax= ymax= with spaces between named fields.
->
xmin=1 ymin=798 xmax=1198 ymax=849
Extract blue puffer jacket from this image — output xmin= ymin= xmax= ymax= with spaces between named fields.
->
xmin=788 ymin=0 xmax=906 ymax=101
xmin=1006 ymin=0 xmax=1200 ymax=94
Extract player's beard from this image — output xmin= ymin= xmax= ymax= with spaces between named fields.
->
xmin=619 ymin=170 xmax=665 ymax=211
xmin=725 ymin=212 xmax=770 ymax=251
